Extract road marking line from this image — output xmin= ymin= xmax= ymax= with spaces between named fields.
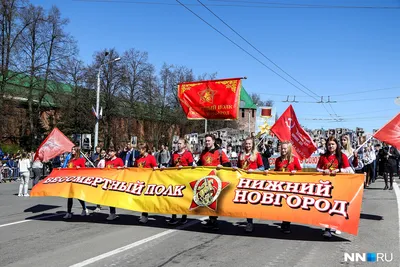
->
xmin=70 ymin=216 xmax=209 ymax=267
xmin=393 ymin=181 xmax=400 ymax=253
xmin=0 ymin=213 xmax=65 ymax=228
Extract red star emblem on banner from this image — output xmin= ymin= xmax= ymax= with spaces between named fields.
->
xmin=189 ymin=170 xmax=229 ymax=211
xmin=198 ymin=86 xmax=216 ymax=104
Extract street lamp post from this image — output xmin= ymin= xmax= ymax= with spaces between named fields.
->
xmin=94 ymin=57 xmax=121 ymax=151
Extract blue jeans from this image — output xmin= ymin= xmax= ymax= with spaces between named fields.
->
xmin=371 ymin=160 xmax=377 ymax=182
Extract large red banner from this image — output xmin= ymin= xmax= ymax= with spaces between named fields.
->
xmin=178 ymin=78 xmax=241 ymax=120
xmin=373 ymin=112 xmax=400 ymax=150
xmin=270 ymin=105 xmax=317 ymax=160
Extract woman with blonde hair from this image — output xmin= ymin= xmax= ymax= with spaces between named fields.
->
xmin=341 ymin=135 xmax=353 ymax=157
xmin=274 ymin=141 xmax=302 ymax=234
xmin=274 ymin=141 xmax=301 ymax=173
xmin=340 ymin=134 xmax=360 ymax=171
xmin=236 ymin=137 xmax=264 ymax=232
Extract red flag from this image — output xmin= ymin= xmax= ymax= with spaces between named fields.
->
xmin=270 ymin=105 xmax=317 ymax=160
xmin=34 ymin=128 xmax=75 ymax=162
xmin=178 ymin=78 xmax=242 ymax=120
xmin=373 ymin=112 xmax=400 ymax=150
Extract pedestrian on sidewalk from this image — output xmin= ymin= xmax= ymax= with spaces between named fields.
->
xmin=380 ymin=144 xmax=399 ymax=190
xmin=31 ymin=158 xmax=43 ymax=188
xmin=17 ymin=152 xmax=31 ymax=197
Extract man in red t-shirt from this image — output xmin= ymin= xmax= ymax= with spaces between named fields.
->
xmin=196 ymin=134 xmax=231 ymax=230
xmin=167 ymin=138 xmax=194 ymax=225
xmin=104 ymin=148 xmax=124 ymax=221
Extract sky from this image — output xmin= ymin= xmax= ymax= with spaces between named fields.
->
xmin=31 ymin=0 xmax=400 ymax=133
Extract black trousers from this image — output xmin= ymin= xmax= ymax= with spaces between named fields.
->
xmin=67 ymin=198 xmax=86 ymax=213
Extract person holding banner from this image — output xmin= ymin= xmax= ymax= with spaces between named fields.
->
xmin=104 ymin=148 xmax=124 ymax=220
xmin=236 ymin=137 xmax=264 ymax=233
xmin=167 ymin=138 xmax=194 ymax=225
xmin=195 ymin=134 xmax=231 ymax=230
xmin=93 ymin=149 xmax=108 ymax=213
xmin=316 ymin=137 xmax=352 ymax=238
xmin=317 ymin=137 xmax=353 ymax=175
xmin=273 ymin=141 xmax=302 ymax=234
xmin=135 ymin=143 xmax=158 ymax=224
xmin=63 ymin=146 xmax=89 ymax=219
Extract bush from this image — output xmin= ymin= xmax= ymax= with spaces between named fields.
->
xmin=0 ymin=143 xmax=22 ymax=155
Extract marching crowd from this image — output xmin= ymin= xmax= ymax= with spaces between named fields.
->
xmin=1 ymin=133 xmax=399 ymax=239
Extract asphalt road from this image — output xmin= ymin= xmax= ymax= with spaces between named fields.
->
xmin=0 ymin=177 xmax=399 ymax=267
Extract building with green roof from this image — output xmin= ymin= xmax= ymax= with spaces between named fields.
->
xmin=238 ymin=86 xmax=257 ymax=134
xmin=239 ymin=85 xmax=257 ymax=109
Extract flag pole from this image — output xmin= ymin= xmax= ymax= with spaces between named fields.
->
xmin=354 ymin=135 xmax=374 ymax=153
xmin=205 ymin=119 xmax=208 ymax=134
xmin=179 ymin=76 xmax=247 ymax=85
xmin=80 ymin=151 xmax=96 ymax=167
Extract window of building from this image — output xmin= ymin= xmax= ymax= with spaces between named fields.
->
xmin=252 ymin=109 xmax=255 ymax=118
xmin=241 ymin=109 xmax=245 ymax=118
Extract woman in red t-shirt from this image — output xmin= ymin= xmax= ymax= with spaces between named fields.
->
xmin=236 ymin=137 xmax=265 ymax=233
xmin=316 ymin=136 xmax=352 ymax=239
xmin=274 ymin=142 xmax=302 ymax=174
xmin=63 ymin=146 xmax=88 ymax=219
xmin=317 ymin=136 xmax=352 ymax=175
xmin=167 ymin=138 xmax=194 ymax=225
xmin=103 ymin=148 xmax=125 ymax=221
xmin=135 ymin=143 xmax=158 ymax=224
xmin=273 ymin=141 xmax=302 ymax=234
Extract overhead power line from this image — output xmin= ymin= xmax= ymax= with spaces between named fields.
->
xmin=282 ymin=96 xmax=398 ymax=103
xmin=197 ymin=0 xmax=343 ymax=121
xmin=209 ymin=0 xmax=400 ymax=9
xmin=198 ymin=0 xmax=344 ymax=125
xmin=175 ymin=0 xmax=320 ymax=100
xmin=196 ymin=0 xmax=319 ymax=100
xmin=75 ymin=0 xmax=400 ymax=9
xmin=301 ymin=116 xmax=390 ymax=121
xmin=333 ymin=96 xmax=399 ymax=103
xmin=328 ymin=86 xmax=400 ymax=97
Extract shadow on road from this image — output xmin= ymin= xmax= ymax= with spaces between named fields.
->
xmin=25 ymin=208 xmax=350 ymax=242
xmin=360 ymin=213 xmax=383 ymax=221
xmin=24 ymin=204 xmax=61 ymax=213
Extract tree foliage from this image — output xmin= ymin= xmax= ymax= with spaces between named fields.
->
xmin=0 ymin=0 xmax=274 ymax=150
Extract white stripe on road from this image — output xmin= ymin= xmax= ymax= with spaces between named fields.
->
xmin=70 ymin=216 xmax=209 ymax=267
xmin=0 ymin=213 xmax=65 ymax=228
xmin=393 ymin=181 xmax=400 ymax=253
